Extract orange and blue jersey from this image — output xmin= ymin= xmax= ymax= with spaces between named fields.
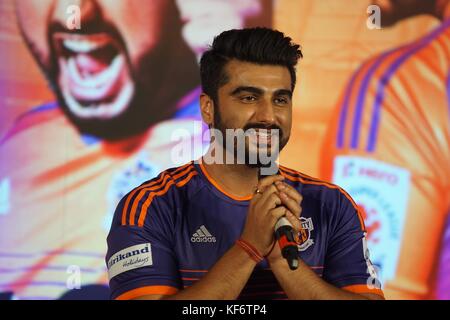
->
xmin=320 ymin=19 xmax=450 ymax=299
xmin=331 ymin=17 xmax=449 ymax=154
xmin=0 ymin=88 xmax=206 ymax=299
xmin=106 ymin=161 xmax=384 ymax=300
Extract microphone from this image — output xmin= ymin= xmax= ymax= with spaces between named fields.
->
xmin=258 ymin=167 xmax=299 ymax=270
xmin=274 ymin=217 xmax=299 ymax=270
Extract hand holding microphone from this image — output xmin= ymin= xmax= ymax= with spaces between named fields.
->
xmin=240 ymin=174 xmax=288 ymax=261
xmin=266 ymin=172 xmax=303 ymax=270
xmin=239 ymin=169 xmax=302 ymax=270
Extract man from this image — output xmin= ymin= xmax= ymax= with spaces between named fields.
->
xmin=0 ymin=0 xmax=263 ymax=299
xmin=106 ymin=28 xmax=385 ymax=300
xmin=320 ymin=0 xmax=450 ymax=299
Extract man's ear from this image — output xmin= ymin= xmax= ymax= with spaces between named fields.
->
xmin=200 ymin=93 xmax=214 ymax=127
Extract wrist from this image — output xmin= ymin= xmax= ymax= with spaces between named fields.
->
xmin=265 ymin=242 xmax=284 ymax=265
xmin=266 ymin=253 xmax=284 ymax=266
xmin=235 ymin=238 xmax=264 ymax=264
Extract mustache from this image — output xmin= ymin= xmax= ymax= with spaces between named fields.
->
xmin=47 ymin=18 xmax=127 ymax=49
xmin=48 ymin=20 xmax=115 ymax=35
xmin=242 ymin=123 xmax=283 ymax=138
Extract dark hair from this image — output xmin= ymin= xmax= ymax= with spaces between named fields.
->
xmin=200 ymin=27 xmax=303 ymax=104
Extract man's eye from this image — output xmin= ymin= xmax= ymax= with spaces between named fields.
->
xmin=241 ymin=96 xmax=257 ymax=102
xmin=274 ymin=97 xmax=288 ymax=104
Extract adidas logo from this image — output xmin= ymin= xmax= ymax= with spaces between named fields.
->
xmin=191 ymin=225 xmax=216 ymax=243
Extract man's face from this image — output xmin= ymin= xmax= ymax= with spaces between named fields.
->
xmin=212 ymin=60 xmax=293 ymax=167
xmin=371 ymin=0 xmax=437 ymax=26
xmin=16 ymin=0 xmax=183 ymax=138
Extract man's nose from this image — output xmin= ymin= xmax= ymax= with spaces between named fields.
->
xmin=254 ymin=98 xmax=276 ymax=124
xmin=52 ymin=0 xmax=103 ymax=30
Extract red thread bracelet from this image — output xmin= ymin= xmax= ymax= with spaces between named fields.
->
xmin=235 ymin=239 xmax=263 ymax=263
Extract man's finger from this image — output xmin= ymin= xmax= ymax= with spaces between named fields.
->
xmin=269 ymin=206 xmax=288 ymax=223
xmin=251 ymin=184 xmax=280 ymax=213
xmin=285 ymin=210 xmax=301 ymax=232
xmin=261 ymin=188 xmax=282 ymax=212
xmin=256 ymin=174 xmax=285 ymax=193
xmin=255 ymin=184 xmax=277 ymax=201
xmin=275 ymin=181 xmax=302 ymax=203
xmin=279 ymin=191 xmax=301 ymax=217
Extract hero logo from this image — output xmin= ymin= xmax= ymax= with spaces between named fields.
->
xmin=333 ymin=156 xmax=411 ymax=283
xmin=342 ymin=160 xmax=399 ymax=185
xmin=107 ymin=243 xmax=153 ymax=279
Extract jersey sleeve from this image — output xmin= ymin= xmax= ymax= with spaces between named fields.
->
xmin=322 ymin=189 xmax=384 ymax=298
xmin=106 ymin=188 xmax=181 ymax=300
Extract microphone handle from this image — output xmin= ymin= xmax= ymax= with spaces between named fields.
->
xmin=275 ymin=217 xmax=299 ymax=270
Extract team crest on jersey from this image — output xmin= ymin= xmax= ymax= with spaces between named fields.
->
xmin=297 ymin=217 xmax=314 ymax=252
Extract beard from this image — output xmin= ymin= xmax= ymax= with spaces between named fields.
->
xmin=211 ymin=103 xmax=289 ymax=168
xmin=24 ymin=5 xmax=199 ymax=141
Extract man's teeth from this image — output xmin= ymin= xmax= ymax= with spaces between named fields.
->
xmin=255 ymin=131 xmax=271 ymax=137
xmin=63 ymin=38 xmax=108 ymax=53
xmin=67 ymin=54 xmax=124 ymax=87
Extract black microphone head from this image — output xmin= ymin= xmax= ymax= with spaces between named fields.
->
xmin=282 ymin=245 xmax=299 ymax=270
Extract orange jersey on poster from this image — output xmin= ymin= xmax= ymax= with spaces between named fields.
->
xmin=320 ymin=19 xmax=450 ymax=299
xmin=0 ymin=94 xmax=205 ymax=299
